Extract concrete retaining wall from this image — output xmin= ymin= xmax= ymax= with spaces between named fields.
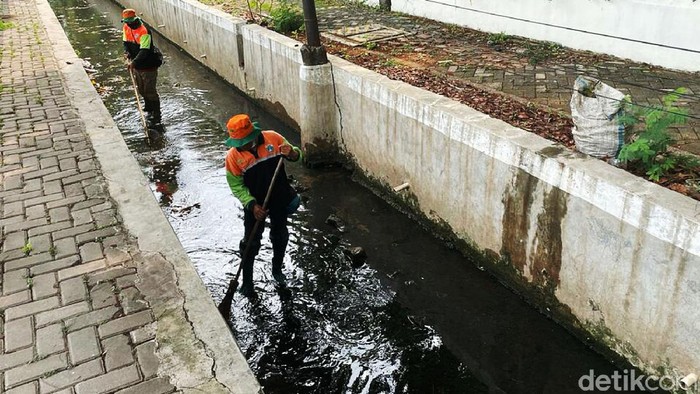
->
xmin=115 ymin=0 xmax=700 ymax=379
xmin=388 ymin=0 xmax=700 ymax=72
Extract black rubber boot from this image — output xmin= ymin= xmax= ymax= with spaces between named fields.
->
xmin=145 ymin=99 xmax=161 ymax=126
xmin=271 ymin=256 xmax=286 ymax=285
xmin=239 ymin=256 xmax=255 ymax=297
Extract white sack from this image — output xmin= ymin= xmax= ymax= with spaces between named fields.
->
xmin=570 ymin=76 xmax=626 ymax=158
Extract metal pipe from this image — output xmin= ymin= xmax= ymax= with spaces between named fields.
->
xmin=302 ymin=0 xmax=321 ymax=47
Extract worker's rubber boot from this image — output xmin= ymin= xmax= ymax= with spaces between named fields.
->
xmin=145 ymin=99 xmax=162 ymax=127
xmin=271 ymin=256 xmax=286 ymax=286
xmin=238 ymin=256 xmax=256 ymax=297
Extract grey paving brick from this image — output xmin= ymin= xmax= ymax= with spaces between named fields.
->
xmin=62 ymin=172 xmax=97 ymax=186
xmin=79 ymin=243 xmax=103 ymax=264
xmin=71 ymin=209 xmax=92 ymax=226
xmin=75 ymin=228 xmax=117 ymax=245
xmin=67 ymin=327 xmax=101 ymax=365
xmin=4 ymin=190 xmax=42 ymax=204
xmin=35 ymin=301 xmax=89 ymax=327
xmin=5 ymin=381 xmax=38 ymax=394
xmin=89 ymin=282 xmax=117 ymax=310
xmin=39 ymin=358 xmax=103 ymax=393
xmin=4 ymin=218 xmax=48 ymax=233
xmin=98 ymin=310 xmax=153 ymax=338
xmin=4 ymin=316 xmax=34 ymax=352
xmin=40 ymin=157 xmax=58 ymax=169
xmin=36 ymin=323 xmax=66 ymax=357
xmin=2 ymin=231 xmax=26 ymax=252
xmin=87 ymin=268 xmax=135 ymax=287
xmin=4 ymin=353 xmax=68 ymax=389
xmin=52 ymin=237 xmax=77 ymax=259
xmin=2 ymin=201 xmax=24 ymax=217
xmin=58 ymin=158 xmax=77 ymax=171
xmin=60 ymin=276 xmax=87 ymax=305
xmin=118 ymin=287 xmax=147 ymax=315
xmin=135 ymin=341 xmax=158 ymax=379
xmin=5 ymin=253 xmax=54 ymax=271
xmin=57 ymin=259 xmax=105 ymax=281
xmin=24 ymin=193 xmax=63 ymax=208
xmin=26 ymin=221 xmax=73 ymax=239
xmin=74 ymin=364 xmax=140 ymax=394
xmin=40 ymin=169 xmax=77 ymax=183
xmin=3 ymin=269 xmax=30 ymax=295
xmin=45 ymin=195 xmax=85 ymax=210
xmin=89 ymin=201 xmax=114 ymax=214
xmin=31 ymin=272 xmax=58 ymax=299
xmin=71 ymin=199 xmax=105 ymax=212
xmin=61 ymin=184 xmax=84 ymax=199
xmin=117 ymin=274 xmax=138 ymax=289
xmin=27 ymin=232 xmax=50 ymax=253
xmin=129 ymin=323 xmax=156 ymax=345
xmin=43 ymin=180 xmax=63 ymax=196
xmin=25 ymin=204 xmax=46 ymax=221
xmin=3 ymin=175 xmax=23 ymax=190
xmin=22 ymin=179 xmax=42 ymax=192
xmin=0 ymin=348 xmax=34 ymax=371
xmin=0 ymin=290 xmax=31 ymax=311
xmin=102 ymin=335 xmax=133 ymax=371
xmin=52 ymin=224 xmax=95 ymax=242
xmin=48 ymin=206 xmax=70 ymax=224
xmin=24 ymin=167 xmax=59 ymax=181
xmin=64 ymin=306 xmax=120 ymax=333
xmin=0 ymin=216 xmax=24 ymax=230
xmin=30 ymin=255 xmax=80 ymax=276
xmin=4 ymin=296 xmax=59 ymax=321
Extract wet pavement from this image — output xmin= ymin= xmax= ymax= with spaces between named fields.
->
xmin=314 ymin=4 xmax=700 ymax=155
xmin=41 ymin=0 xmax=666 ymax=393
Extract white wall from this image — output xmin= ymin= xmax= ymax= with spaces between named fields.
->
xmin=114 ymin=0 xmax=700 ymax=377
xmin=390 ymin=0 xmax=700 ymax=72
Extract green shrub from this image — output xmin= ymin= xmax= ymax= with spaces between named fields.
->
xmin=487 ymin=32 xmax=510 ymax=46
xmin=618 ymin=88 xmax=690 ymax=181
xmin=270 ymin=3 xmax=304 ymax=34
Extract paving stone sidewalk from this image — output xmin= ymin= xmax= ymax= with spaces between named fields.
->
xmin=316 ymin=5 xmax=700 ymax=155
xmin=0 ymin=1 xmax=185 ymax=393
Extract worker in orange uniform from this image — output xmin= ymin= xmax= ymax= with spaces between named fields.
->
xmin=224 ymin=114 xmax=302 ymax=297
xmin=121 ymin=8 xmax=164 ymax=126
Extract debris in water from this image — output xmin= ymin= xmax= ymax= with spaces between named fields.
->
xmin=171 ymin=203 xmax=201 ymax=216
xmin=325 ymin=214 xmax=346 ymax=232
xmin=343 ymin=246 xmax=367 ymax=267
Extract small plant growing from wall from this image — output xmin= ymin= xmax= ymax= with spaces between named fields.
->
xmin=618 ymin=88 xmax=699 ymax=182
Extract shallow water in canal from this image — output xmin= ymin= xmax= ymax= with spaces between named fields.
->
xmin=48 ymin=1 xmax=654 ymax=393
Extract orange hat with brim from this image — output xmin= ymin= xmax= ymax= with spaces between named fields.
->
xmin=121 ymin=9 xmax=138 ymax=23
xmin=225 ymin=114 xmax=262 ymax=147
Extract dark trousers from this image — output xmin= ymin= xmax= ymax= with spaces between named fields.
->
xmin=239 ymin=208 xmax=289 ymax=285
xmin=134 ymin=69 xmax=160 ymax=119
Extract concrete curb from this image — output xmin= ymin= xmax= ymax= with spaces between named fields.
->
xmin=35 ymin=1 xmax=261 ymax=392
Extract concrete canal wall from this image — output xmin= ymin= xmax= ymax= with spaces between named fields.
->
xmin=115 ymin=0 xmax=700 ymax=379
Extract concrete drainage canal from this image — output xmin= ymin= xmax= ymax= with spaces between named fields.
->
xmin=49 ymin=0 xmax=657 ymax=393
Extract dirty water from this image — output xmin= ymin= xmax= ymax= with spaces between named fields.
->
xmin=49 ymin=0 xmax=657 ymax=393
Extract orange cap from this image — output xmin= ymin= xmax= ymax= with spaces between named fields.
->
xmin=121 ymin=9 xmax=137 ymax=22
xmin=225 ymin=114 xmax=261 ymax=147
